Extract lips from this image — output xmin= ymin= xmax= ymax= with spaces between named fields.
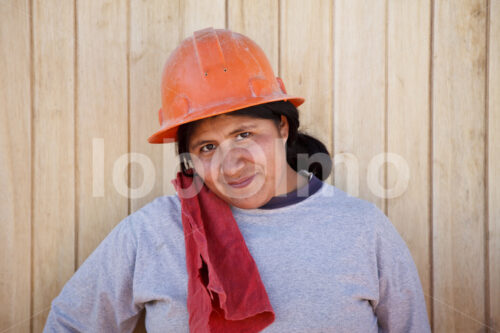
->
xmin=227 ymin=174 xmax=256 ymax=188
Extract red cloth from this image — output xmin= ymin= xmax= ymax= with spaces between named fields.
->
xmin=172 ymin=171 xmax=275 ymax=333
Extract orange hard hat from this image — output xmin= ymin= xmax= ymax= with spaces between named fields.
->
xmin=148 ymin=27 xmax=305 ymax=144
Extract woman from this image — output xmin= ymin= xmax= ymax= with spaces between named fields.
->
xmin=44 ymin=28 xmax=431 ymax=333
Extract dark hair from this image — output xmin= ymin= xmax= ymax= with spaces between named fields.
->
xmin=176 ymin=101 xmax=332 ymax=180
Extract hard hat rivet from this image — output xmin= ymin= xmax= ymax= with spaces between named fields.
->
xmin=223 ymin=68 xmax=227 ymax=72
xmin=204 ymin=72 xmax=208 ymax=77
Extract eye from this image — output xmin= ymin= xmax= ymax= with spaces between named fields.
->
xmin=200 ymin=143 xmax=216 ymax=153
xmin=236 ymin=132 xmax=251 ymax=140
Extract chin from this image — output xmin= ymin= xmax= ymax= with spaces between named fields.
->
xmin=230 ymin=203 xmax=262 ymax=210
xmin=215 ymin=176 xmax=271 ymax=209
xmin=230 ymin=201 xmax=260 ymax=209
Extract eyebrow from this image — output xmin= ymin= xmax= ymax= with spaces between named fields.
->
xmin=190 ymin=124 xmax=258 ymax=150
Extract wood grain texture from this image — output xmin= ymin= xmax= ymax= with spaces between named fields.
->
xmin=130 ymin=0 xmax=181 ymax=213
xmin=0 ymin=1 xmax=31 ymax=332
xmin=432 ymin=0 xmax=487 ymax=331
xmin=387 ymin=0 xmax=432 ymax=326
xmin=180 ymin=0 xmax=225 ymax=39
xmin=31 ymin=0 xmax=75 ymax=331
xmin=488 ymin=0 xmax=499 ymax=330
xmin=333 ymin=0 xmax=386 ymax=207
xmin=280 ymin=0 xmax=333 ymax=182
xmin=227 ymin=0 xmax=279 ymax=73
xmin=76 ymin=0 xmax=129 ymax=266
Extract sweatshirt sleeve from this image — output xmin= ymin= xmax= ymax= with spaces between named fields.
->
xmin=368 ymin=204 xmax=432 ymax=333
xmin=43 ymin=215 xmax=143 ymax=333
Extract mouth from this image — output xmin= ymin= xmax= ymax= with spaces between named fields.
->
xmin=227 ymin=174 xmax=256 ymax=189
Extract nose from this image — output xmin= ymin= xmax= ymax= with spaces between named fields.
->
xmin=218 ymin=145 xmax=246 ymax=180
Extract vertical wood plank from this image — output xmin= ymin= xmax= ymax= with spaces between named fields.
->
xmin=0 ymin=1 xmax=31 ymax=332
xmin=280 ymin=0 xmax=333 ymax=179
xmin=227 ymin=0 xmax=279 ymax=73
xmin=77 ymin=0 xmax=128 ymax=265
xmin=333 ymin=0 xmax=386 ymax=206
xmin=488 ymin=0 xmax=500 ymax=330
xmin=387 ymin=0 xmax=432 ymax=325
xmin=181 ymin=0 xmax=226 ymax=39
xmin=130 ymin=0 xmax=181 ymax=212
xmin=433 ymin=0 xmax=487 ymax=331
xmin=31 ymin=0 xmax=75 ymax=331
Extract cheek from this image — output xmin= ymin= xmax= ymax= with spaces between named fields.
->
xmin=240 ymin=143 xmax=266 ymax=170
xmin=249 ymin=137 xmax=283 ymax=173
xmin=191 ymin=156 xmax=213 ymax=180
xmin=197 ymin=157 xmax=233 ymax=190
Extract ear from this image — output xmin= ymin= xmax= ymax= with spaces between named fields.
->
xmin=278 ymin=115 xmax=289 ymax=141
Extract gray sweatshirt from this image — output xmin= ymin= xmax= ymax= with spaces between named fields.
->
xmin=44 ymin=181 xmax=431 ymax=332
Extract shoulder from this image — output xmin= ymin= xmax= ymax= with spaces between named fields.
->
xmin=319 ymin=183 xmax=413 ymax=259
xmin=128 ymin=194 xmax=181 ymax=223
xmin=118 ymin=194 xmax=183 ymax=243
xmin=314 ymin=182 xmax=383 ymax=226
xmin=314 ymin=183 xmax=408 ymax=248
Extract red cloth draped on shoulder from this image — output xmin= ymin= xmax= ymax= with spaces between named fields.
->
xmin=171 ymin=171 xmax=275 ymax=333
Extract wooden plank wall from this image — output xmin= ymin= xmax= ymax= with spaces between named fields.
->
xmin=0 ymin=1 xmax=31 ymax=332
xmin=433 ymin=1 xmax=487 ymax=331
xmin=489 ymin=1 xmax=500 ymax=330
xmin=32 ymin=1 xmax=75 ymax=331
xmin=0 ymin=1 xmax=498 ymax=332
xmin=387 ymin=0 xmax=432 ymax=324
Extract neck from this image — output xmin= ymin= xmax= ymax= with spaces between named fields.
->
xmin=275 ymin=165 xmax=309 ymax=196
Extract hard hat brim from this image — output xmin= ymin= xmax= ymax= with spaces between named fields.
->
xmin=147 ymin=96 xmax=305 ymax=144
